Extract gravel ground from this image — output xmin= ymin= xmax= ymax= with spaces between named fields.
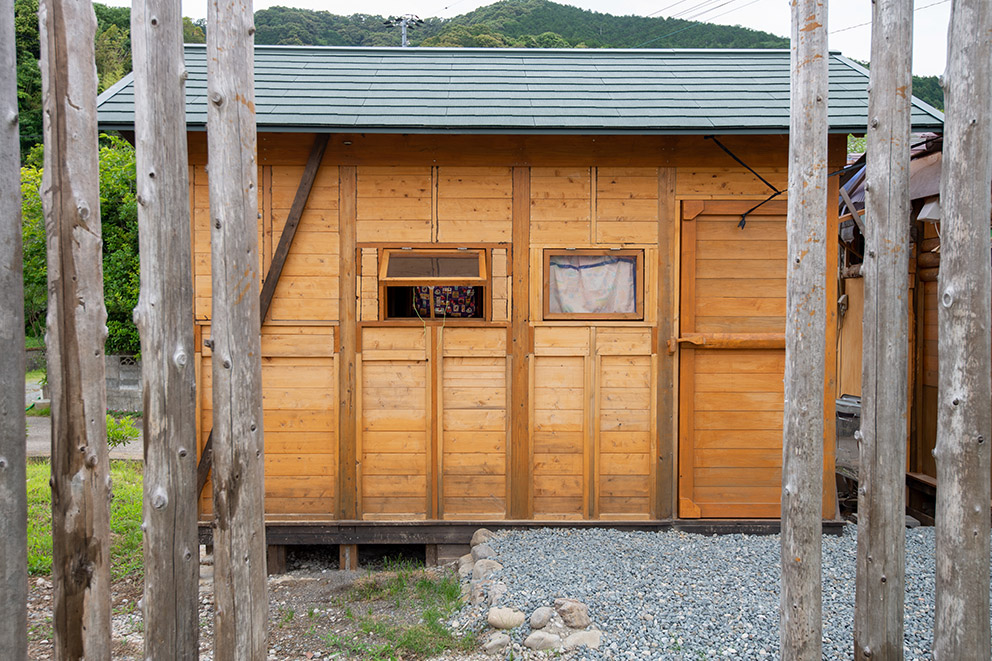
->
xmin=458 ymin=524 xmax=990 ymax=660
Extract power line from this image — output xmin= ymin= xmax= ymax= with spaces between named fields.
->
xmin=646 ymin=0 xmax=699 ymax=19
xmin=831 ymin=0 xmax=949 ymax=35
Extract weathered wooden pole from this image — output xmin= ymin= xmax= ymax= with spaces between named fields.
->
xmin=854 ymin=2 xmax=913 ymax=659
xmin=206 ymin=0 xmax=268 ymax=657
xmin=933 ymin=0 xmax=992 ymax=658
xmin=38 ymin=0 xmax=112 ymax=658
xmin=0 ymin=0 xmax=27 ymax=657
xmin=130 ymin=0 xmax=199 ymax=658
xmin=781 ymin=0 xmax=828 ymax=659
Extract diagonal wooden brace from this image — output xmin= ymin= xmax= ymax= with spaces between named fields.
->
xmin=196 ymin=133 xmax=330 ymax=497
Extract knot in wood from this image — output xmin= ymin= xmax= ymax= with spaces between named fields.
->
xmin=173 ymin=348 xmax=188 ymax=367
xmin=0 ymin=457 xmax=6 ymax=469
xmin=942 ymin=289 xmax=954 ymax=308
xmin=248 ymin=26 xmax=256 ymax=36
xmin=152 ymin=486 xmax=168 ymax=510
xmin=184 ymin=548 xmax=193 ymax=561
xmin=952 ymin=398 xmax=960 ymax=406
xmin=150 ymin=16 xmax=158 ymax=26
xmin=7 ymin=111 xmax=17 ymax=126
xmin=180 ymin=69 xmax=188 ymax=82
xmin=870 ymin=118 xmax=879 ymax=129
xmin=179 ymin=447 xmax=188 ymax=458
xmin=86 ymin=453 xmax=98 ymax=467
xmin=978 ymin=435 xmax=985 ymax=445
xmin=210 ymin=92 xmax=224 ymax=106
xmin=222 ymin=358 xmax=231 ymax=369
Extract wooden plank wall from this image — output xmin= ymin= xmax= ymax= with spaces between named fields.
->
xmin=188 ymin=131 xmax=843 ymax=522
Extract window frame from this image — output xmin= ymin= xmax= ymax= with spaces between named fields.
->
xmin=543 ymin=248 xmax=644 ymax=321
xmin=378 ymin=248 xmax=490 ymax=321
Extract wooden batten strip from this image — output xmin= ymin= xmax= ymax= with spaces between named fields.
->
xmin=656 ymin=167 xmax=677 ymax=519
xmin=338 ymin=166 xmax=358 ymax=519
xmin=509 ymin=167 xmax=532 ymax=518
xmin=196 ymin=133 xmax=331 ymax=496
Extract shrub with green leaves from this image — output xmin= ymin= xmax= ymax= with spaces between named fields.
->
xmin=107 ymin=414 xmax=140 ymax=448
xmin=21 ymin=134 xmax=141 ymax=354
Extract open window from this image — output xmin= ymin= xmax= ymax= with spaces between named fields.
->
xmin=544 ymin=249 xmax=643 ymax=320
xmin=379 ymin=249 xmax=487 ymax=320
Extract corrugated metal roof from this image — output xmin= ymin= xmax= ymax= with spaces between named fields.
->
xmin=96 ymin=45 xmax=944 ymax=134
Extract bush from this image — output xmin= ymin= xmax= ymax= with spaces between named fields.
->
xmin=21 ymin=134 xmax=141 ymax=354
xmin=106 ymin=413 xmax=140 ymax=448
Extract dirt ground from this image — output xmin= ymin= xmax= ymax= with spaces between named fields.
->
xmin=26 ymin=547 xmax=487 ymax=661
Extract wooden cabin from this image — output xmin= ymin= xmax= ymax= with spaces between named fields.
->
xmin=97 ymin=46 xmax=944 ymax=543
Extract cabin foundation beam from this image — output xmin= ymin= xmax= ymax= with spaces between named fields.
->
xmin=199 ymin=519 xmax=845 ymax=547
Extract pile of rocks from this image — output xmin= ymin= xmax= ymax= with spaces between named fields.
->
xmin=457 ymin=528 xmax=603 ymax=656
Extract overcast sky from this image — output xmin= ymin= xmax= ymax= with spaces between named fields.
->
xmin=107 ymin=0 xmax=952 ymax=76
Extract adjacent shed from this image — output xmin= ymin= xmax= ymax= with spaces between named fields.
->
xmin=97 ymin=46 xmax=944 ymax=537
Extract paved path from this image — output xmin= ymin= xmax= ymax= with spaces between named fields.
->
xmin=25 ymin=376 xmax=143 ymax=461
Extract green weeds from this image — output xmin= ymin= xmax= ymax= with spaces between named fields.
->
xmin=322 ymin=556 xmax=476 ymax=660
xmin=26 ymin=458 xmax=144 ymax=579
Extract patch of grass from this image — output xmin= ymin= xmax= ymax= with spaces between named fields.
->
xmin=25 ymin=336 xmax=45 ymax=350
xmin=26 ymin=459 xmax=144 ymax=579
xmin=326 ymin=561 xmax=476 ymax=660
xmin=25 ymin=368 xmax=46 ymax=382
xmin=25 ymin=404 xmax=50 ymax=417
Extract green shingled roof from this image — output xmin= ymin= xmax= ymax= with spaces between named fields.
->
xmin=96 ymin=45 xmax=944 ymax=134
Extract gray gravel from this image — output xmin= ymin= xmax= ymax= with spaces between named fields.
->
xmin=459 ymin=525 xmax=991 ymax=660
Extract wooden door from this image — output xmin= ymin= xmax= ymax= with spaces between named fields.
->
xmin=678 ymin=200 xmax=788 ymax=518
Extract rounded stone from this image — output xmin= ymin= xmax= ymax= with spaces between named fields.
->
xmin=524 ymin=631 xmax=561 ymax=651
xmin=564 ymin=630 xmax=603 ymax=650
xmin=530 ymin=606 xmax=554 ymax=629
xmin=471 ymin=528 xmax=495 ymax=547
xmin=488 ymin=606 xmax=525 ymax=630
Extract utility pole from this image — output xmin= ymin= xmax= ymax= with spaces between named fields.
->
xmin=384 ymin=14 xmax=423 ymax=47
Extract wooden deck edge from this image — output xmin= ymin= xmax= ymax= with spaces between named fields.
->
xmin=197 ymin=518 xmax=846 ymax=545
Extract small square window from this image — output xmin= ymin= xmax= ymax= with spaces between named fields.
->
xmin=544 ymin=249 xmax=643 ymax=320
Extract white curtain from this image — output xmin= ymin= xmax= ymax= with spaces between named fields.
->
xmin=547 ymin=254 xmax=636 ymax=314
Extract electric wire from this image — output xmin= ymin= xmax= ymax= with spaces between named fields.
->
xmin=831 ymin=0 xmax=949 ymax=35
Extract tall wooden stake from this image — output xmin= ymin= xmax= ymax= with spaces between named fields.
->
xmin=781 ymin=1 xmax=827 ymax=659
xmin=934 ymin=0 xmax=992 ymax=658
xmin=206 ymin=0 xmax=267 ymax=657
xmin=38 ymin=0 xmax=112 ymax=658
xmin=0 ymin=0 xmax=27 ymax=657
xmin=854 ymin=2 xmax=913 ymax=659
xmin=131 ymin=1 xmax=198 ymax=658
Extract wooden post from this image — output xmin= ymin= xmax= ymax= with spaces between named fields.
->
xmin=781 ymin=1 xmax=827 ymax=659
xmin=854 ymin=1 xmax=912 ymax=659
xmin=206 ymin=0 xmax=267 ymax=657
xmin=38 ymin=0 xmax=112 ymax=658
xmin=509 ymin=166 xmax=531 ymax=519
xmin=338 ymin=166 xmax=357 ymax=520
xmin=0 ymin=0 xmax=27 ymax=656
xmin=130 ymin=0 xmax=198 ymax=658
xmin=934 ymin=0 xmax=992 ymax=658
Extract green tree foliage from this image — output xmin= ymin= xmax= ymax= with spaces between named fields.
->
xmin=21 ymin=136 xmax=141 ymax=354
xmin=15 ymin=0 xmax=42 ymax=154
xmin=912 ymin=75 xmax=943 ymax=111
xmin=183 ymin=17 xmax=206 ymax=43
